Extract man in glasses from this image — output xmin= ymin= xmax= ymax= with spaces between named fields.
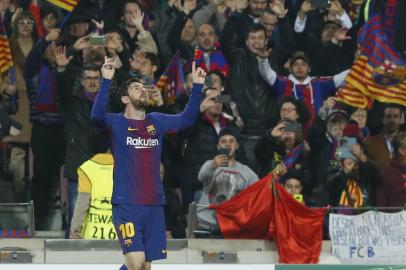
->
xmin=54 ymin=45 xmax=105 ymax=236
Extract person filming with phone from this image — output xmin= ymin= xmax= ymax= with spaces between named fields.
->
xmin=196 ymin=127 xmax=258 ymax=233
xmin=176 ymin=86 xmax=244 ymax=211
xmin=325 ymin=123 xmax=380 ymax=208
xmin=255 ymin=120 xmax=311 ymax=179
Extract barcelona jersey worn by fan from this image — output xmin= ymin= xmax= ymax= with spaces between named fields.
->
xmin=91 ymin=79 xmax=203 ymax=205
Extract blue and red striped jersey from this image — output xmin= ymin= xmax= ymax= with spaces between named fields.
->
xmin=91 ymin=79 xmax=203 ymax=205
xmin=273 ymin=76 xmax=336 ymax=115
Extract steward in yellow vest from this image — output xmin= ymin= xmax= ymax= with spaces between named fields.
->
xmin=70 ymin=132 xmax=116 ymax=239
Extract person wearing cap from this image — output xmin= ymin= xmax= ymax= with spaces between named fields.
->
xmin=325 ymin=123 xmax=380 ymax=207
xmin=365 ymin=104 xmax=405 ymax=171
xmin=196 ymin=127 xmax=258 ymax=232
xmin=257 ymin=50 xmax=349 ymax=127
xmin=177 ymin=87 xmax=243 ymax=211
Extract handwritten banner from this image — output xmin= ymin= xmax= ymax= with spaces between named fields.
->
xmin=329 ymin=210 xmax=406 ymax=264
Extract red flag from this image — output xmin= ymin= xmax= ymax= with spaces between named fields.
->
xmin=210 ymin=176 xmax=274 ymax=239
xmin=272 ymin=180 xmax=327 ymax=263
xmin=212 ymin=174 xmax=328 ymax=264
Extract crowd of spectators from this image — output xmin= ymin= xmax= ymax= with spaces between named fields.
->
xmin=0 ymin=0 xmax=405 ymax=238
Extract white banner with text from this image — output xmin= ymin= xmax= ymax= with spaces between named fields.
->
xmin=329 ymin=210 xmax=406 ymax=264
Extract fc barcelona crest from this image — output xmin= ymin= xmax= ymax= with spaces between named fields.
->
xmin=147 ymin=125 xmax=156 ymax=135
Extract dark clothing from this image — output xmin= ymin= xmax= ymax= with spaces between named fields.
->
xmin=119 ymin=25 xmax=139 ymax=55
xmin=308 ymin=117 xmax=339 ymax=205
xmin=227 ymin=48 xmax=277 ymax=136
xmin=220 ymin=9 xmax=257 ymax=59
xmin=25 ymin=38 xmax=66 ymax=230
xmin=167 ymin=11 xmax=195 ymax=60
xmin=73 ymin=0 xmax=121 ymax=32
xmin=25 ymin=39 xmax=64 ymax=126
xmin=30 ymin=124 xmax=65 ymax=230
xmin=326 ymin=160 xmax=380 ymax=207
xmin=317 ymin=40 xmax=355 ymax=76
xmin=164 ymin=188 xmax=186 ymax=238
xmin=56 ymin=67 xmax=102 ymax=180
xmin=266 ymin=16 xmax=296 ymax=75
xmin=255 ymin=133 xmax=310 ymax=181
xmin=377 ymin=159 xmax=406 ymax=207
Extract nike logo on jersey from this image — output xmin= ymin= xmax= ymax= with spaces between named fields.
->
xmin=128 ymin=127 xmax=138 ymax=132
xmin=161 ymin=249 xmax=167 ymax=254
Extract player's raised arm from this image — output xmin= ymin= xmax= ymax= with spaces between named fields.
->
xmin=91 ymin=57 xmax=116 ymax=127
xmin=159 ymin=61 xmax=206 ymax=133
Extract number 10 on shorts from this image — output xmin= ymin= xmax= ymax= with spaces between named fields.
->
xmin=119 ymin=222 xmax=135 ymax=239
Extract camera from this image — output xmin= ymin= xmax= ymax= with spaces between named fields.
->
xmin=335 ymin=136 xmax=357 ymax=160
xmin=284 ymin=122 xmax=302 ymax=133
xmin=218 ymin=148 xmax=231 ymax=157
xmin=214 ymin=95 xmax=231 ymax=104
xmin=89 ymin=35 xmax=106 ymax=46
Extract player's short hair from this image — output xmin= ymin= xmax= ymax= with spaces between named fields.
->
xmin=118 ymin=77 xmax=143 ymax=98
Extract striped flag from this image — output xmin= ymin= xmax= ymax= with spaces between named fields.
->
xmin=283 ymin=143 xmax=304 ymax=169
xmin=0 ymin=15 xmax=12 ymax=74
xmin=339 ymin=179 xmax=364 ymax=207
xmin=46 ymin=0 xmax=79 ymax=11
xmin=337 ymin=0 xmax=406 ymax=108
xmin=156 ymin=51 xmax=185 ymax=106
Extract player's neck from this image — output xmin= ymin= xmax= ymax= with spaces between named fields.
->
xmin=124 ymin=107 xmax=146 ymax=120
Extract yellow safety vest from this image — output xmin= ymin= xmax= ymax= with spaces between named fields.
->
xmin=80 ymin=155 xmax=117 ymax=240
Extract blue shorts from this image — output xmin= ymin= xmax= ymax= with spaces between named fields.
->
xmin=112 ymin=204 xmax=167 ymax=261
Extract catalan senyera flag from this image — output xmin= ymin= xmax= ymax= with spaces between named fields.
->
xmin=46 ymin=0 xmax=79 ymax=11
xmin=336 ymin=0 xmax=406 ymax=108
xmin=0 ymin=16 xmax=13 ymax=74
xmin=156 ymin=51 xmax=185 ymax=106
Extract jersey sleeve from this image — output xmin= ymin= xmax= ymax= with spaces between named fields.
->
xmin=91 ymin=78 xmax=114 ymax=128
xmin=154 ymin=83 xmax=203 ymax=133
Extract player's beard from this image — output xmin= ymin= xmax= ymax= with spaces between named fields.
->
xmin=130 ymin=99 xmax=149 ymax=110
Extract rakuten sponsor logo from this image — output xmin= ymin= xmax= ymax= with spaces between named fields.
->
xmin=126 ymin=137 xmax=159 ymax=149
